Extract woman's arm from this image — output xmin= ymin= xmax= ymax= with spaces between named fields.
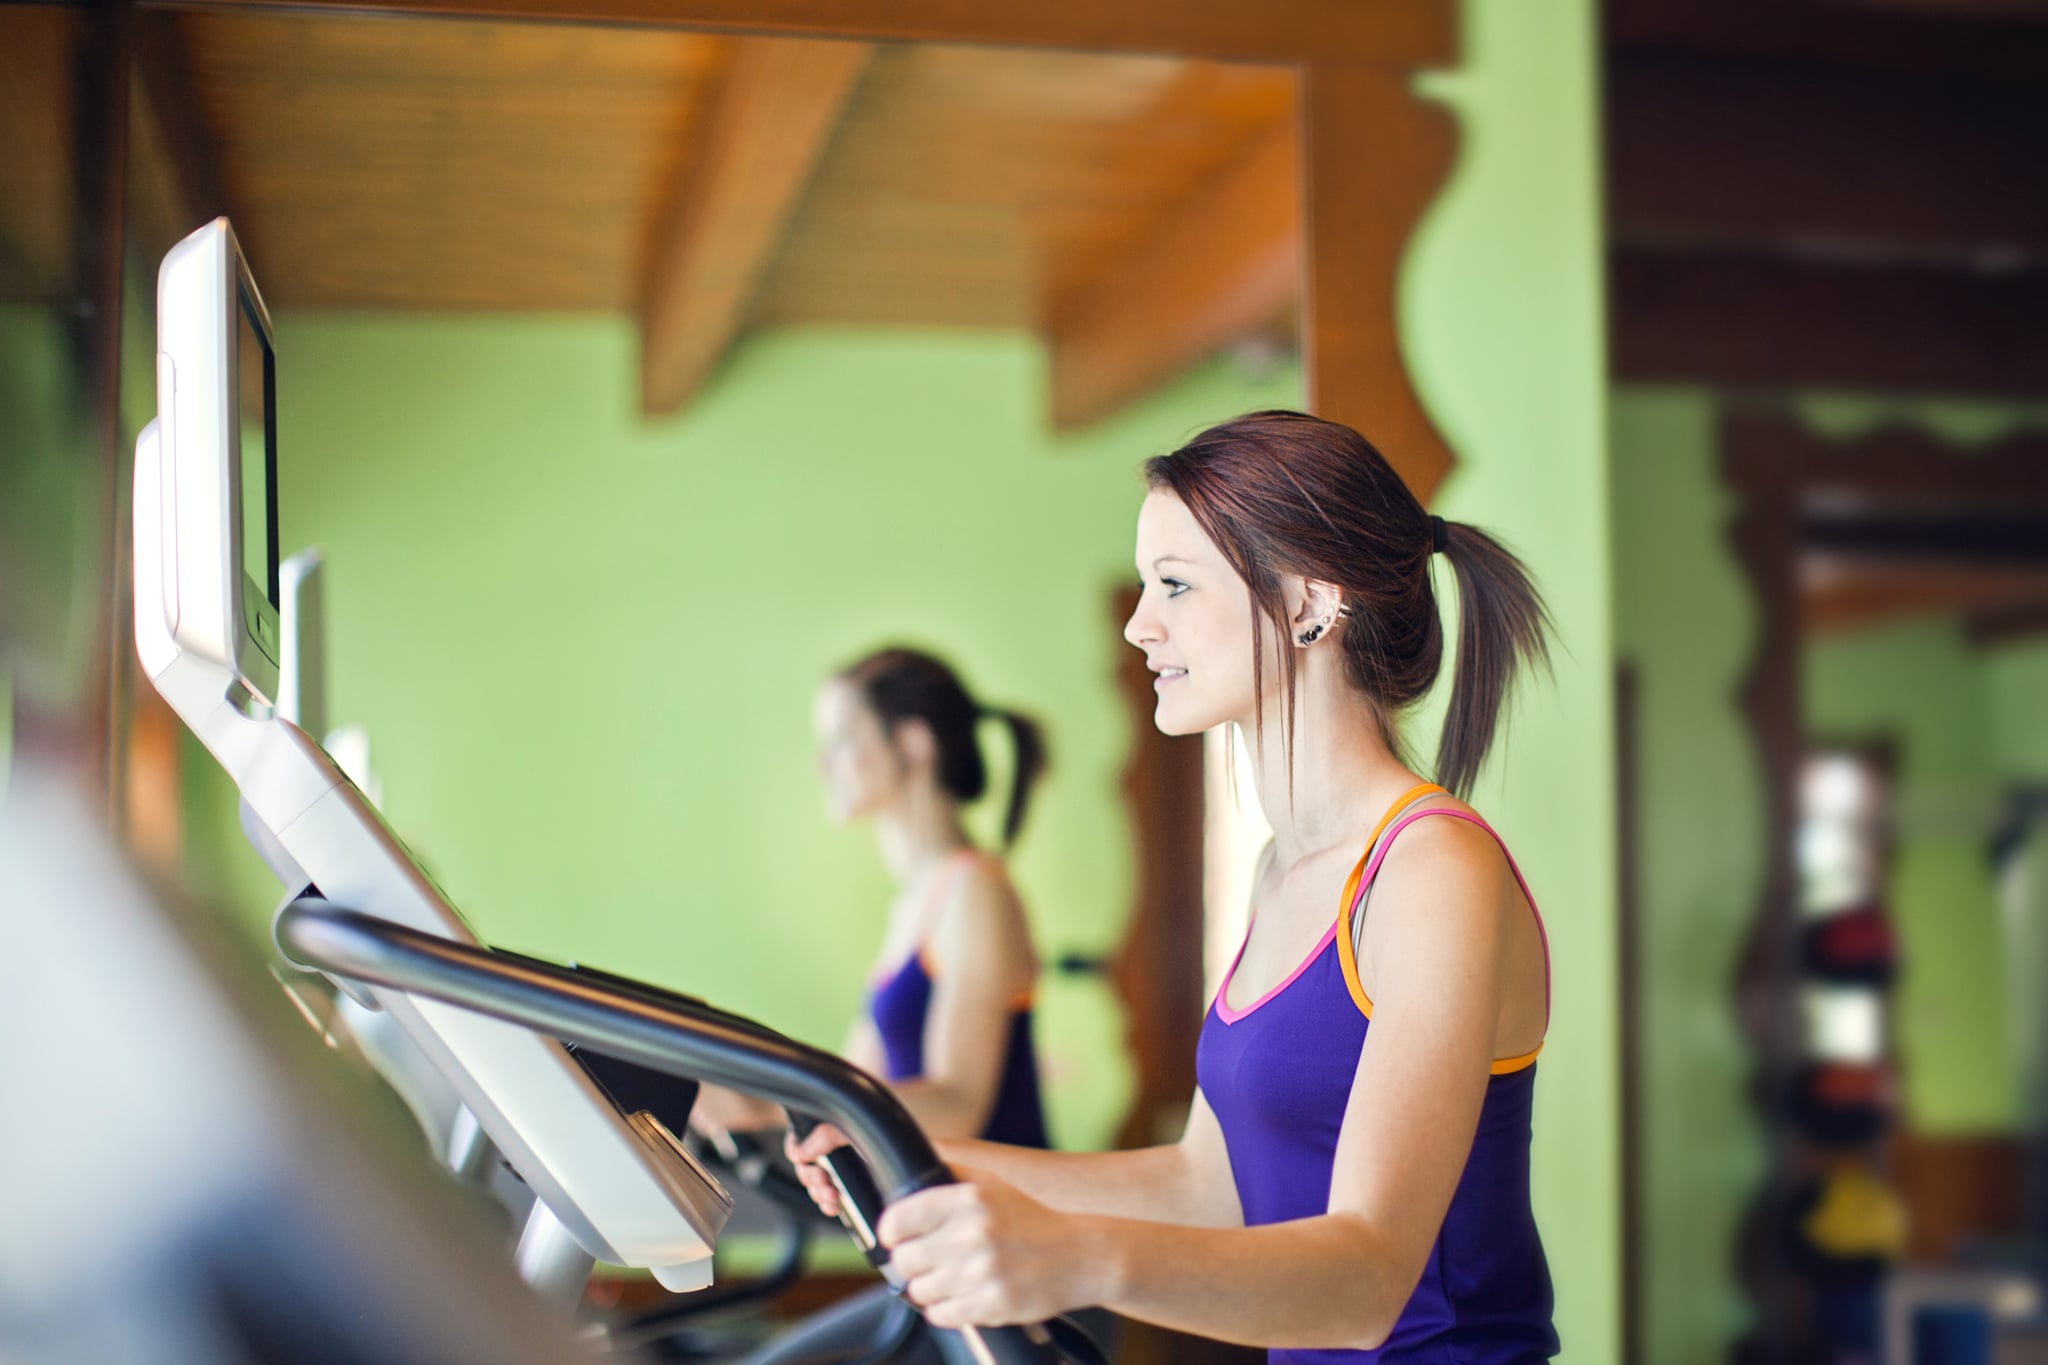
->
xmin=882 ymin=859 xmax=1031 ymax=1140
xmin=937 ymin=1087 xmax=1242 ymax=1226
xmin=693 ymin=999 xmax=890 ymax=1135
xmin=794 ymin=1087 xmax=1243 ymax=1230
xmin=878 ymin=817 xmax=1521 ymax=1350
xmin=842 ymin=1014 xmax=888 ymax=1079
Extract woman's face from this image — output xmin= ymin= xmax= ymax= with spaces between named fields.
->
xmin=812 ymin=679 xmax=906 ymax=823
xmin=1123 ymin=489 xmax=1262 ymax=737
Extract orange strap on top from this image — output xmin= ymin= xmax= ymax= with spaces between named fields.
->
xmin=1334 ymin=782 xmax=1443 ymax=1010
xmin=1335 ymin=785 xmax=1545 ymax=1076
xmin=1334 ymin=783 xmax=1445 ymax=939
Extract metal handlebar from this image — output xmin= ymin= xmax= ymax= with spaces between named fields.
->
xmin=274 ymin=899 xmax=1069 ymax=1365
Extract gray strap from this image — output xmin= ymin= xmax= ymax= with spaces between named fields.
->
xmin=1349 ymin=792 xmax=1446 ymax=964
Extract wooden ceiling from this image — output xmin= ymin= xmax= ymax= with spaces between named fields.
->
xmin=123 ymin=8 xmax=1299 ymax=425
xmin=0 ymin=7 xmax=88 ymax=305
xmin=179 ymin=13 xmax=724 ymax=313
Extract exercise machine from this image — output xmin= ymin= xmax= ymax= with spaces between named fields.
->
xmin=131 ymin=218 xmax=1087 ymax=1365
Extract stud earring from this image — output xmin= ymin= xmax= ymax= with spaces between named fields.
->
xmin=1297 ymin=613 xmax=1334 ymax=647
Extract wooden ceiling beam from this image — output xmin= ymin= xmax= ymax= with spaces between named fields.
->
xmin=1802 ymin=561 xmax=2048 ymax=636
xmin=1967 ymin=596 xmax=2048 ymax=646
xmin=1830 ymin=0 xmax=2048 ymax=21
xmin=1612 ymin=249 xmax=2048 ymax=397
xmin=186 ymin=0 xmax=1453 ymax=67
xmin=638 ymin=36 xmax=870 ymax=417
xmin=1606 ymin=0 xmax=2048 ymax=80
xmin=1047 ymin=120 xmax=1298 ymax=433
xmin=1608 ymin=52 xmax=2048 ymax=261
xmin=0 ymin=7 xmax=85 ymax=302
xmin=1804 ymin=513 xmax=2048 ymax=565
xmin=1723 ymin=413 xmax=2048 ymax=504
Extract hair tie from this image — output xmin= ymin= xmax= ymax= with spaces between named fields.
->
xmin=1429 ymin=515 xmax=1449 ymax=555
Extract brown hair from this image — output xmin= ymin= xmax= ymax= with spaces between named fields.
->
xmin=839 ymin=647 xmax=1049 ymax=848
xmin=1143 ymin=410 xmax=1551 ymax=799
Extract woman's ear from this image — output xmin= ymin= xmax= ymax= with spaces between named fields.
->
xmin=892 ymin=717 xmax=937 ymax=773
xmin=1286 ymin=577 xmax=1345 ymax=632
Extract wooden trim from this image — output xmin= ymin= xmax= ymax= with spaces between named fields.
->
xmin=1890 ymin=1130 xmax=2031 ymax=1262
xmin=1107 ymin=584 xmax=1205 ymax=1151
xmin=639 ymin=36 xmax=870 ymax=416
xmin=1614 ymin=663 xmax=1644 ymax=1365
xmin=160 ymin=0 xmax=1456 ymax=67
xmin=1720 ymin=413 xmax=1812 ymax=1362
xmin=1300 ymin=63 xmax=1459 ymax=502
xmin=1968 ymin=596 xmax=2048 ymax=646
xmin=132 ymin=11 xmax=233 ymax=240
xmin=87 ymin=1 xmax=137 ymax=821
xmin=1048 ymin=119 xmax=1298 ymax=431
xmin=1805 ymin=562 xmax=2048 ymax=635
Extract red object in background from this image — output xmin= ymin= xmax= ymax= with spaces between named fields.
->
xmin=1801 ymin=904 xmax=1898 ymax=987
xmin=1789 ymin=1061 xmax=1896 ymax=1147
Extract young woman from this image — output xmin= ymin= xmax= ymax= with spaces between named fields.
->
xmin=696 ymin=647 xmax=1049 ymax=1149
xmin=695 ymin=648 xmax=1052 ymax=1365
xmin=794 ymin=411 xmax=1560 ymax=1362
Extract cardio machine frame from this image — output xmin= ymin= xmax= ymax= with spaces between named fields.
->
xmin=275 ymin=896 xmax=1073 ymax=1365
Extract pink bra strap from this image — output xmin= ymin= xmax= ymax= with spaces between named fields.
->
xmin=1348 ymin=808 xmax=1552 ymax=1026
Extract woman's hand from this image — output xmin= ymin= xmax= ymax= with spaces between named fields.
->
xmin=689 ymin=1081 xmax=783 ymax=1137
xmin=786 ymin=1123 xmax=854 ymax=1218
xmin=877 ymin=1166 xmax=1094 ymax=1329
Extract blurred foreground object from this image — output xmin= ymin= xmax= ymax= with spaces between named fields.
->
xmin=0 ymin=766 xmax=618 ymax=1365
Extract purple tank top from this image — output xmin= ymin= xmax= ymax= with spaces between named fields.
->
xmin=1195 ymin=803 xmax=1558 ymax=1363
xmin=868 ymin=856 xmax=1049 ymax=1149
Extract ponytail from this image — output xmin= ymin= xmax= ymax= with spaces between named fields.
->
xmin=1431 ymin=522 xmax=1552 ymax=799
xmin=984 ymin=707 xmax=1049 ymax=849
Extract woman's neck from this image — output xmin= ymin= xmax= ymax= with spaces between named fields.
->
xmin=874 ymin=782 xmax=971 ymax=886
xmin=1243 ymin=659 xmax=1424 ymax=866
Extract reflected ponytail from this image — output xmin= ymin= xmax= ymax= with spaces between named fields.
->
xmin=982 ymin=706 xmax=1048 ymax=849
xmin=840 ymin=647 xmax=1050 ymax=848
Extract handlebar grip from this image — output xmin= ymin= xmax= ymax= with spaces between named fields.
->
xmin=786 ymin=1113 xmax=889 ymax=1264
xmin=785 ymin=1115 xmax=1072 ymax=1364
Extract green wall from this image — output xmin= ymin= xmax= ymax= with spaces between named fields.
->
xmin=1806 ymin=619 xmax=2043 ymax=1134
xmin=1609 ymin=387 xmax=1768 ymax=1364
xmin=0 ymin=305 xmax=96 ymax=736
xmin=178 ymin=323 xmax=1312 ymax=1153
xmin=1406 ymin=1 xmax=1617 ymax=1358
xmin=1986 ymin=641 xmax=2048 ymax=781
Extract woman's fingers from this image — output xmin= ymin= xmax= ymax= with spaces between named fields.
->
xmin=877 ymin=1181 xmax=971 ymax=1249
xmin=783 ymin=1124 xmax=851 ymax=1217
xmin=874 ymin=1172 xmax=1078 ymax=1328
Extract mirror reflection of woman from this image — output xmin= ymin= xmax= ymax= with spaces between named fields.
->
xmin=796 ymin=412 xmax=1561 ymax=1363
xmin=696 ymin=647 xmax=1049 ymax=1149
xmin=694 ymin=648 xmax=1052 ymax=1365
